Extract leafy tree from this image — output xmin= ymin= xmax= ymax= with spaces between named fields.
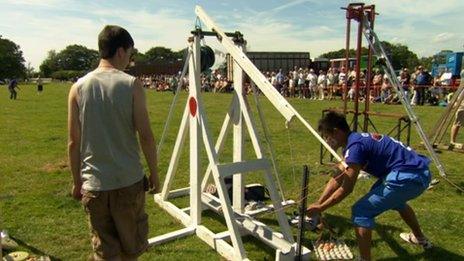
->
xmin=55 ymin=44 xmax=99 ymax=71
xmin=40 ymin=45 xmax=98 ymax=77
xmin=25 ymin=62 xmax=35 ymax=79
xmin=175 ymin=48 xmax=188 ymax=61
xmin=319 ymin=47 xmax=369 ymax=59
xmin=432 ymin=50 xmax=453 ymax=65
xmin=40 ymin=50 xmax=59 ymax=77
xmin=145 ymin=46 xmax=177 ymax=61
xmin=130 ymin=48 xmax=146 ymax=63
xmin=380 ymin=41 xmax=419 ymax=70
xmin=419 ymin=56 xmax=434 ymax=71
xmin=0 ymin=36 xmax=26 ymax=79
xmin=319 ymin=41 xmax=420 ymax=71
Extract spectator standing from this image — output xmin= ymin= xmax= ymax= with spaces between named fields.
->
xmin=37 ymin=76 xmax=44 ymax=94
xmin=276 ymin=69 xmax=285 ymax=93
xmin=327 ymin=68 xmax=335 ymax=100
xmin=450 ymin=69 xmax=464 ymax=148
xmin=413 ymin=66 xmax=428 ymax=106
xmin=307 ymin=69 xmax=318 ymax=100
xmin=67 ymin=25 xmax=160 ymax=260
xmin=8 ymin=79 xmax=19 ymax=100
xmin=317 ymin=70 xmax=327 ymax=100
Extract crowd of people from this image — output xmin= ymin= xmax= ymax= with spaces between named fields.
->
xmin=263 ymin=65 xmax=457 ymax=106
xmin=136 ymin=65 xmax=459 ymax=108
xmin=136 ymin=70 xmax=234 ymax=93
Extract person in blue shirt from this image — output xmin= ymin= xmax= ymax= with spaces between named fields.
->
xmin=8 ymin=79 xmax=19 ymax=100
xmin=307 ymin=111 xmax=432 ymax=261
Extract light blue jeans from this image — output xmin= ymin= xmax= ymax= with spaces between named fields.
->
xmin=352 ymin=169 xmax=431 ymax=229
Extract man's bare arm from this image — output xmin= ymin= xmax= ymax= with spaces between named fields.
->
xmin=67 ymin=84 xmax=82 ymax=199
xmin=133 ymin=79 xmax=160 ymax=193
xmin=318 ymin=163 xmax=362 ymax=211
xmin=317 ymin=162 xmax=346 ymax=204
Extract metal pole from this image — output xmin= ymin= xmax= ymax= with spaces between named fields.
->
xmin=360 ymin=14 xmax=448 ymax=178
xmin=296 ymin=165 xmax=310 ymax=261
xmin=343 ymin=13 xmax=351 ymax=113
xmin=363 ymin=6 xmax=375 ymax=132
xmin=353 ymin=6 xmax=363 ymax=132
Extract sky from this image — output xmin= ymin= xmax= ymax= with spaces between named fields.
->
xmin=1 ymin=0 xmax=463 ymax=70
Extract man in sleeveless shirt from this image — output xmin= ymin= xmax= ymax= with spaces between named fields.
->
xmin=306 ymin=112 xmax=432 ymax=261
xmin=68 ymin=25 xmax=160 ymax=260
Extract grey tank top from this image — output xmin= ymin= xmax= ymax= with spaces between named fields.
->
xmin=77 ymin=68 xmax=144 ymax=191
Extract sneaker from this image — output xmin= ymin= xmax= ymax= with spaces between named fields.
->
xmin=357 ymin=170 xmax=371 ymax=180
xmin=400 ymin=232 xmax=433 ymax=249
xmin=450 ymin=142 xmax=463 ymax=150
xmin=430 ymin=178 xmax=440 ymax=186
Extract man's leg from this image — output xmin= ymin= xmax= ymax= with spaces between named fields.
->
xmin=398 ymin=204 xmax=425 ymax=239
xmin=355 ymin=227 xmax=372 ymax=261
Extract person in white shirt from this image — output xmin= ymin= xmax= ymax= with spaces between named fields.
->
xmin=327 ymin=68 xmax=335 ymax=100
xmin=307 ymin=69 xmax=318 ymax=100
xmin=317 ymin=70 xmax=327 ymax=100
xmin=298 ymin=68 xmax=306 ymax=98
xmin=339 ymin=67 xmax=347 ymax=100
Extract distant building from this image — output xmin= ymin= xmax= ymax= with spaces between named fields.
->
xmin=227 ymin=52 xmax=311 ymax=74
xmin=126 ymin=58 xmax=184 ymax=76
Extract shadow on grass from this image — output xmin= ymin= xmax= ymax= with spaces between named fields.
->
xmin=9 ymin=236 xmax=62 ymax=261
xmin=375 ymin=220 xmax=464 ymax=260
xmin=322 ymin=214 xmax=464 ymax=260
xmin=377 ymin=248 xmax=464 ymax=261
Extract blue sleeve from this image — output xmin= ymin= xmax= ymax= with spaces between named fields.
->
xmin=344 ymin=142 xmax=367 ymax=166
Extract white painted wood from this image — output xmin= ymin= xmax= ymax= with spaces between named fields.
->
xmin=217 ymin=159 xmax=271 ymax=177
xmin=244 ymin=200 xmax=295 ymax=216
xmin=195 ymin=5 xmax=344 ymax=164
xmin=196 ymin=226 xmax=237 ymax=261
xmin=276 ymin=248 xmax=311 ymax=261
xmin=157 ymin=49 xmax=191 ymax=157
xmin=167 ymin=187 xmax=190 ymax=199
xmin=148 ymin=227 xmax=196 ymax=246
xmin=154 ymin=194 xmax=191 ymax=227
xmin=201 ymin=191 xmax=310 ymax=257
xmin=154 ymin=7 xmax=318 ymax=260
xmin=233 ymin=43 xmax=245 ymax=214
xmin=262 ymin=168 xmax=295 ymax=243
xmin=189 ymin=36 xmax=202 ymax=226
xmin=214 ymin=231 xmax=232 ymax=240
xmin=234 ymin=93 xmax=294 ymax=243
xmin=195 ymin=6 xmax=295 ymax=122
xmin=201 ymin=192 xmax=223 ymax=212
xmin=198 ymin=110 xmax=247 ymax=259
xmin=200 ymin=97 xmax=235 ymax=191
xmin=161 ymin=103 xmax=190 ymax=200
xmin=235 ymin=216 xmax=293 ymax=254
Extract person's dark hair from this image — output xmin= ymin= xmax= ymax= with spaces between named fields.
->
xmin=318 ymin=111 xmax=351 ymax=134
xmin=98 ymin=25 xmax=134 ymax=59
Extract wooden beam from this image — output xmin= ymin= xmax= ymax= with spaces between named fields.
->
xmin=217 ymin=159 xmax=271 ymax=177
xmin=148 ymin=227 xmax=196 ymax=246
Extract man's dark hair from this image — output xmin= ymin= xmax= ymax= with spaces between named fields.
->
xmin=318 ymin=111 xmax=351 ymax=134
xmin=98 ymin=25 xmax=134 ymax=59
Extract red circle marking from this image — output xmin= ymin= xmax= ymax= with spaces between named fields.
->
xmin=189 ymin=97 xmax=197 ymax=117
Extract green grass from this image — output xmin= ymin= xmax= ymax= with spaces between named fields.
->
xmin=1 ymin=83 xmax=463 ymax=260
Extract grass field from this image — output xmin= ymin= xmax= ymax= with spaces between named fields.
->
xmin=1 ymin=83 xmax=463 ymax=260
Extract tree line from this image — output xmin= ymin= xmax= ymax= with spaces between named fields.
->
xmin=318 ymin=41 xmax=435 ymax=71
xmin=38 ymin=46 xmax=186 ymax=80
xmin=0 ymin=35 xmax=448 ymax=80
